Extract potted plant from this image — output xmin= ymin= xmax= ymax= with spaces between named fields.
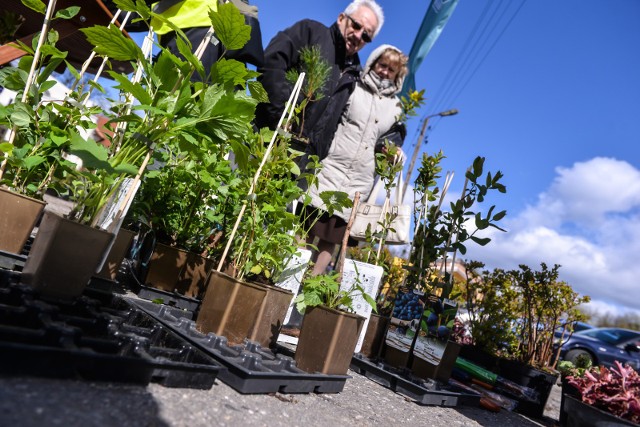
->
xmin=293 ymin=253 xmax=377 ymax=374
xmin=562 ymin=361 xmax=640 ymax=426
xmin=2 ymin=0 xmax=251 ymax=298
xmin=0 ymin=1 xmax=137 ymax=296
xmin=458 ymin=261 xmax=590 ymax=418
xmin=383 ymin=153 xmax=507 ymax=381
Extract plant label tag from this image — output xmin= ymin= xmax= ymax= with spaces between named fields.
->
xmin=413 ymin=297 xmax=458 ymax=364
xmin=340 ymin=259 xmax=383 ymax=353
xmin=276 ymin=248 xmax=312 ymax=325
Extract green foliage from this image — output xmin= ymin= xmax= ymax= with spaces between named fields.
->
xmin=294 ymin=269 xmax=377 ymax=314
xmin=460 ymin=260 xmax=591 ymax=369
xmin=284 ymin=45 xmax=331 ymax=138
xmin=405 ymin=155 xmax=507 ymax=298
xmin=208 ymin=2 xmax=252 ymax=51
xmin=397 ymin=89 xmax=426 ymax=124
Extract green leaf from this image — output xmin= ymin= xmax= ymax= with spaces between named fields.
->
xmin=493 ymin=210 xmax=507 ymax=221
xmin=22 ymin=155 xmax=46 ymax=170
xmin=470 ymin=236 xmax=491 ymax=246
xmin=109 ymin=72 xmax=152 ymax=105
xmin=54 ymin=6 xmax=80 ymax=20
xmin=472 ymin=156 xmax=484 ymax=178
xmin=209 ymin=2 xmax=251 ymax=50
xmin=80 ymin=25 xmax=141 ymax=61
xmin=21 ymin=0 xmax=45 ymax=14
xmin=68 ymin=132 xmax=111 ymax=171
xmin=248 ymin=80 xmax=269 ymax=103
xmin=211 ymin=58 xmax=248 ymax=86
xmin=11 ymin=103 xmax=33 ymax=127
xmin=0 ymin=142 xmax=14 ymax=154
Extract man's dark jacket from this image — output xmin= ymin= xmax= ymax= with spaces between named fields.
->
xmin=255 ymin=20 xmax=361 ymax=160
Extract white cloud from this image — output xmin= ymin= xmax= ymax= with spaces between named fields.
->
xmin=464 ymin=157 xmax=640 ymax=314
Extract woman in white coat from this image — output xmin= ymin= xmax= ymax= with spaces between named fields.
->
xmin=304 ymin=44 xmax=408 ymax=275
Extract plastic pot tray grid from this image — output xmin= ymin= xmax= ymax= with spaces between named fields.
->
xmin=350 ymin=354 xmax=481 ymax=407
xmin=129 ymin=299 xmax=350 ymax=394
xmin=0 ymin=272 xmax=222 ymax=389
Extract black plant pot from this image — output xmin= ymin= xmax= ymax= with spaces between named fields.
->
xmin=561 ymin=394 xmax=637 ymax=427
xmin=457 ymin=345 xmax=559 ymax=419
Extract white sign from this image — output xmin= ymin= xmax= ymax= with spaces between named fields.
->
xmin=340 ymin=259 xmax=383 ymax=353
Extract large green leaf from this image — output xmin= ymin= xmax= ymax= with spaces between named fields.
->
xmin=21 ymin=0 xmax=45 ymax=14
xmin=208 ymin=3 xmax=251 ymax=51
xmin=248 ymin=80 xmax=269 ymax=103
xmin=211 ymin=58 xmax=248 ymax=87
xmin=68 ymin=132 xmax=111 ymax=171
xmin=80 ymin=25 xmax=141 ymax=61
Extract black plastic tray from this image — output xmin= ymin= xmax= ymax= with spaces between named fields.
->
xmin=136 ymin=285 xmax=201 ymax=313
xmin=129 ymin=298 xmax=350 ymax=394
xmin=0 ymin=274 xmax=223 ymax=389
xmin=350 ymin=354 xmax=481 ymax=407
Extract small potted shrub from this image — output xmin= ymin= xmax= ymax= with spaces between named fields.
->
xmin=293 ymin=267 xmax=376 ymax=375
xmin=458 ymin=261 xmax=590 ymax=418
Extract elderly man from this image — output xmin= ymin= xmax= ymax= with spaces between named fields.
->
xmin=254 ymin=0 xmax=384 ymax=152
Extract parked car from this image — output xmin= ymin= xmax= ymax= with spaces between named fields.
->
xmin=553 ymin=321 xmax=594 ymax=341
xmin=558 ymin=327 xmax=640 ymax=371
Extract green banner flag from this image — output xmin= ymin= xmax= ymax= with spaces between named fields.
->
xmin=401 ymin=0 xmax=460 ymax=96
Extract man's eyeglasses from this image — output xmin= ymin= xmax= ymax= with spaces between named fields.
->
xmin=345 ymin=15 xmax=372 ymax=43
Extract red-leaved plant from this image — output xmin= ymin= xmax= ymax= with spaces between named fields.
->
xmin=567 ymin=361 xmax=640 ymax=424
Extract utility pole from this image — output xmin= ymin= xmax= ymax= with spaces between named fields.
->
xmin=402 ymin=109 xmax=459 ymax=200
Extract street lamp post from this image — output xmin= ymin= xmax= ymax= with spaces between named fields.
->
xmin=402 ymin=109 xmax=459 ymax=199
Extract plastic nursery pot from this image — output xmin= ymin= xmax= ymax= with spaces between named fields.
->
xmin=96 ymin=228 xmax=136 ymax=281
xmin=144 ymin=243 xmax=190 ymax=292
xmin=359 ymin=313 xmax=390 ymax=359
xmin=295 ymin=305 xmax=366 ymax=375
xmin=411 ymin=341 xmax=462 ymax=383
xmin=0 ymin=187 xmax=46 ymax=254
xmin=195 ymin=270 xmax=268 ymax=346
xmin=561 ymin=394 xmax=637 ymax=427
xmin=20 ymin=211 xmax=114 ymax=299
xmin=174 ymin=252 xmax=214 ymax=299
xmin=249 ymin=284 xmax=294 ymax=348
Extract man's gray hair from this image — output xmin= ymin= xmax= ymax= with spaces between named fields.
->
xmin=344 ymin=0 xmax=384 ymax=38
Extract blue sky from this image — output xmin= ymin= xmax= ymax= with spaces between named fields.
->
xmin=251 ymin=1 xmax=640 ymax=315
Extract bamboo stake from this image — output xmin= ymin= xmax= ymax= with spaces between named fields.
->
xmin=336 ymin=192 xmax=361 ymax=282
xmin=216 ymin=73 xmax=306 ymax=273
xmin=0 ymin=0 xmax=58 ymax=179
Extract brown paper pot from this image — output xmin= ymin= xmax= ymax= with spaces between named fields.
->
xmin=359 ymin=313 xmax=390 ymax=359
xmin=96 ymin=228 xmax=136 ymax=280
xmin=20 ymin=211 xmax=114 ymax=298
xmin=249 ymin=284 xmax=294 ymax=348
xmin=144 ymin=243 xmax=189 ymax=292
xmin=0 ymin=188 xmax=45 ymax=254
xmin=196 ymin=270 xmax=268 ymax=346
xmin=295 ymin=306 xmax=366 ymax=375
xmin=411 ymin=341 xmax=461 ymax=382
